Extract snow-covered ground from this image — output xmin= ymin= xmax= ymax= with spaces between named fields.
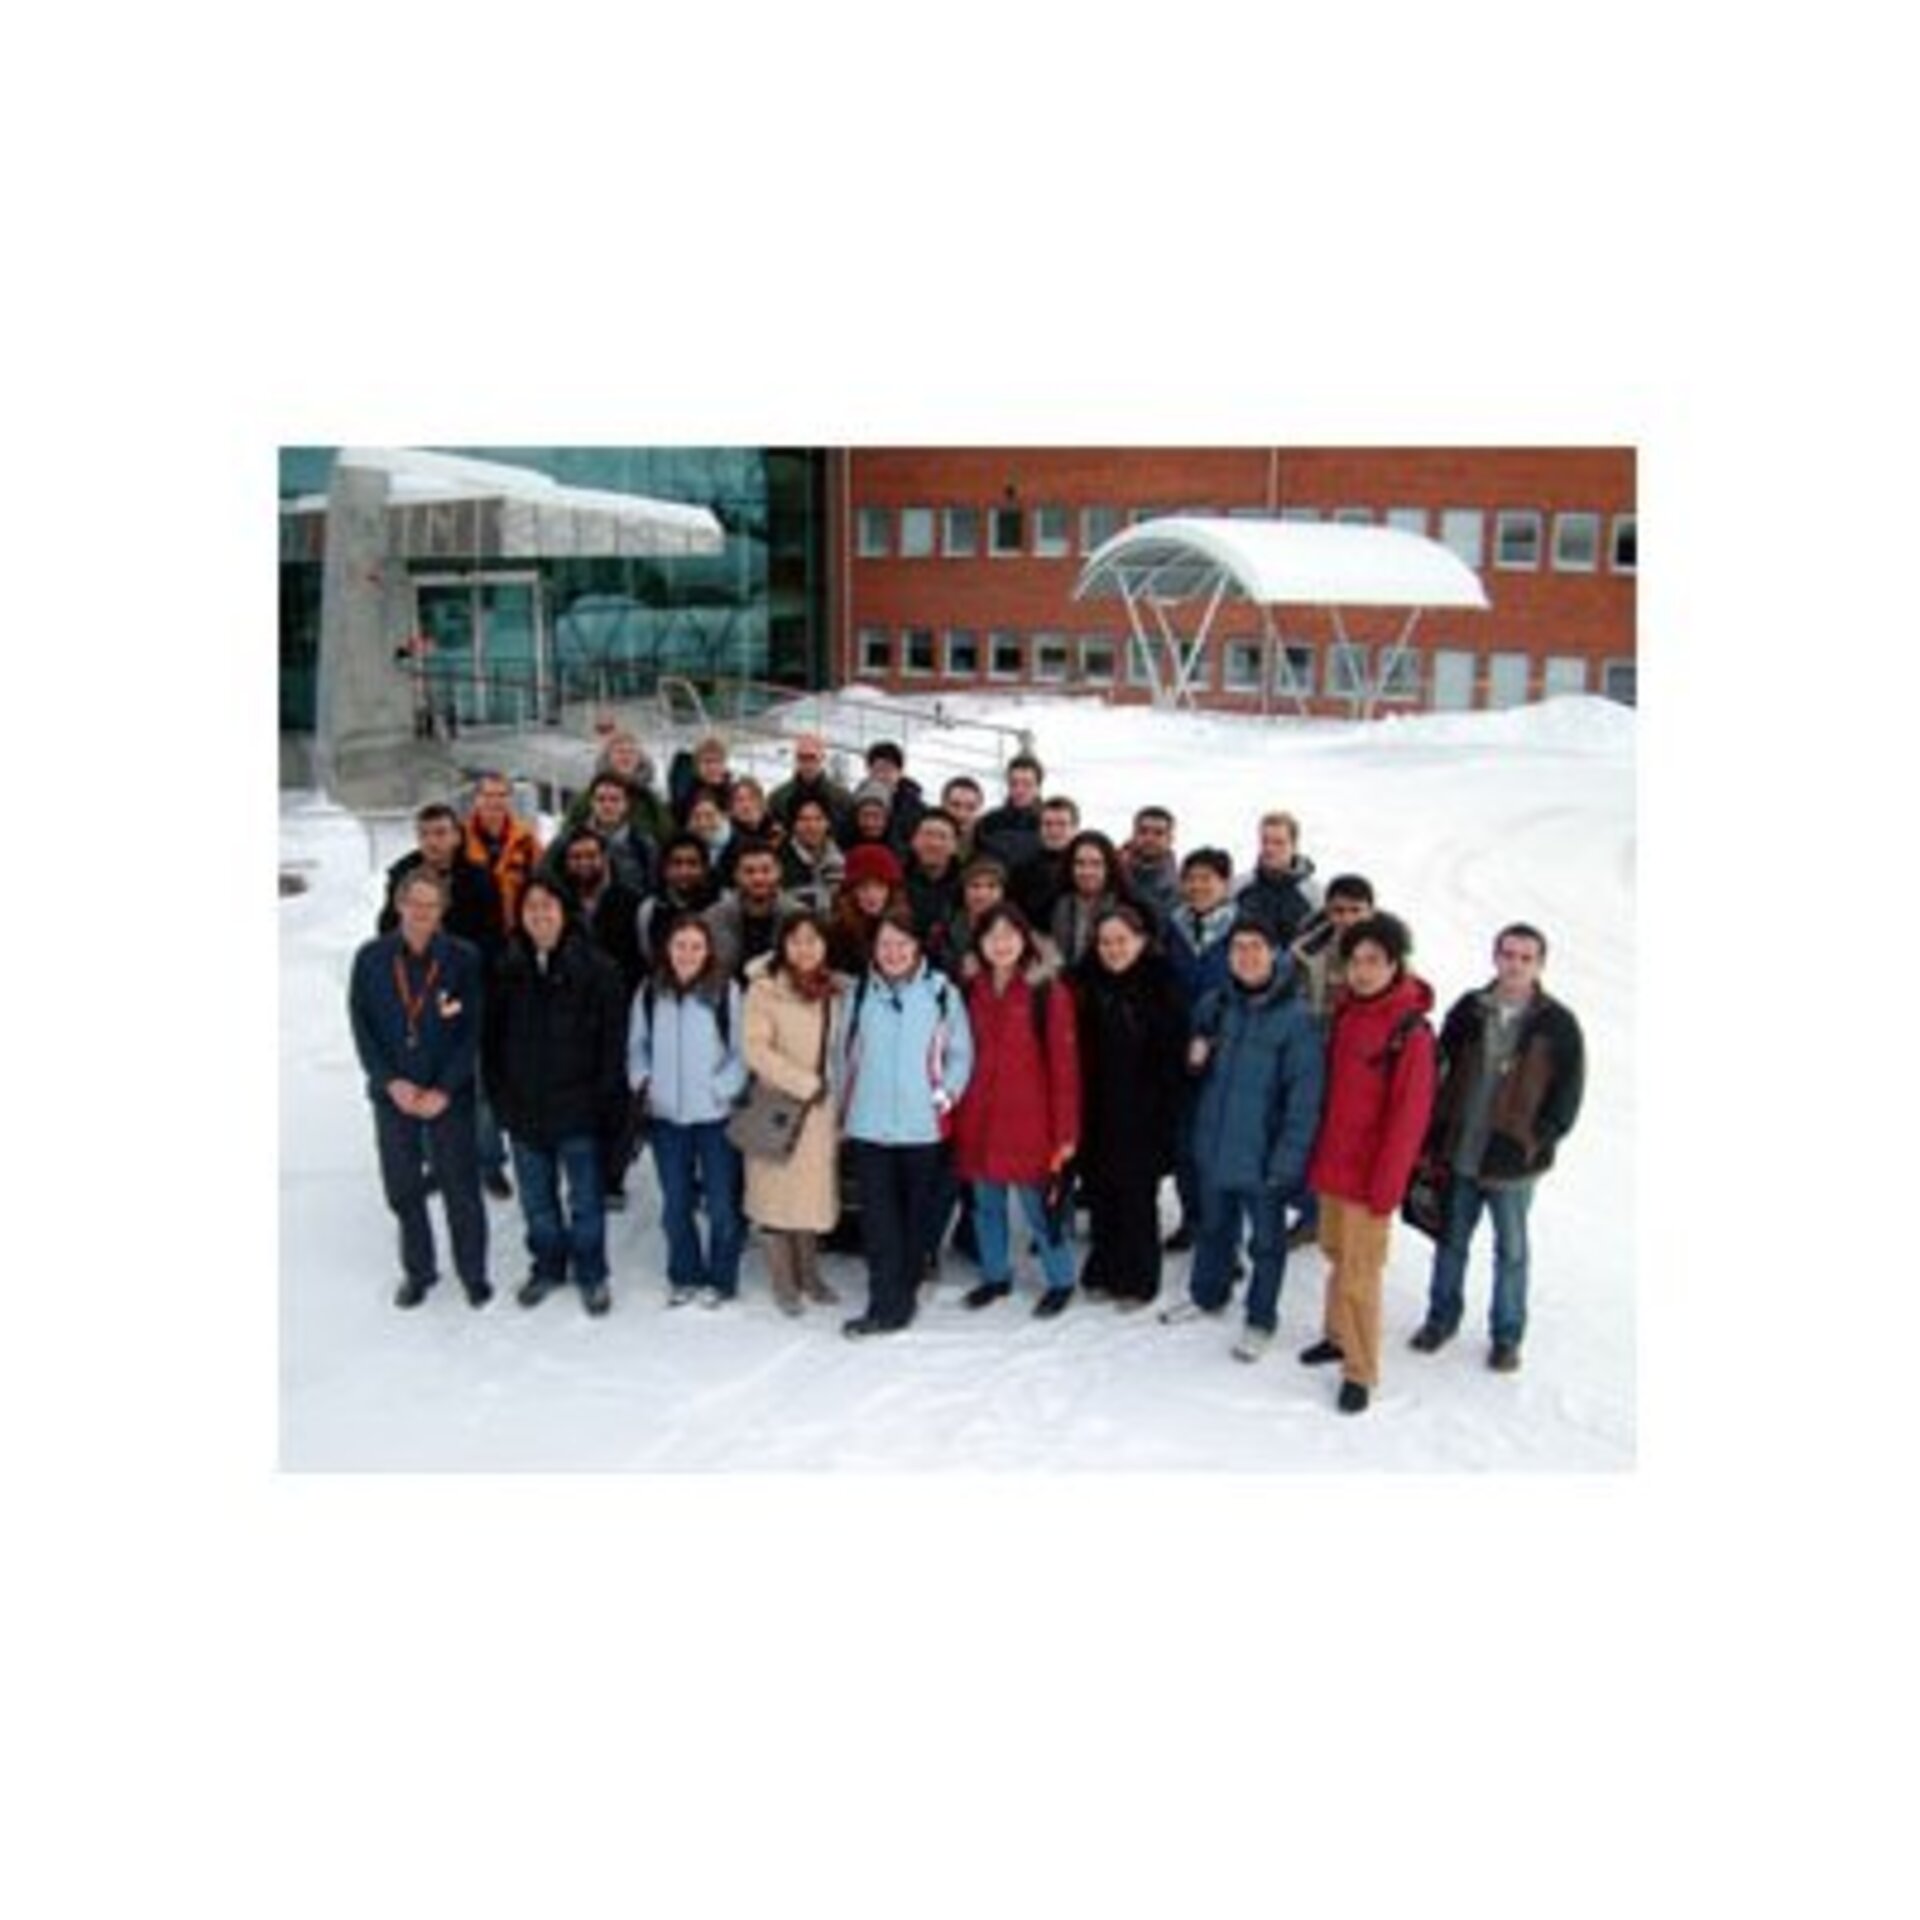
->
xmin=279 ymin=692 xmax=1634 ymax=1471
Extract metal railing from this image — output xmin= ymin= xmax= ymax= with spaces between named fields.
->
xmin=400 ymin=658 xmax=1038 ymax=805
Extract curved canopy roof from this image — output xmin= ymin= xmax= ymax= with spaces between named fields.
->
xmin=284 ymin=447 xmax=726 ymax=560
xmin=1074 ymin=515 xmax=1490 ymax=610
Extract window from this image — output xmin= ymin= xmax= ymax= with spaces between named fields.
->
xmin=856 ymin=507 xmax=891 ymax=558
xmin=899 ymin=507 xmax=935 ymax=559
xmin=1078 ymin=506 xmax=1121 ymax=553
xmin=1333 ymin=506 xmax=1375 ymax=526
xmin=901 ymin=628 xmax=937 ymax=676
xmin=1611 ymin=513 xmax=1637 ymax=573
xmin=1377 ymin=650 xmax=1422 ymax=701
xmin=1386 ymin=506 xmax=1429 ymax=537
xmin=1031 ymin=632 xmax=1071 ymax=682
xmin=1033 ymin=506 xmax=1070 ymax=557
xmin=1079 ymin=636 xmax=1117 ymax=683
xmin=1487 ymin=652 xmax=1532 ymax=707
xmin=1494 ymin=510 xmax=1543 ymax=569
xmin=1543 ymin=655 xmax=1589 ymax=696
xmin=1552 ymin=511 xmax=1600 ymax=572
xmin=988 ymin=629 xmax=1024 ymax=679
xmin=1603 ymin=660 xmax=1637 ymax=706
xmin=1328 ymin=642 xmax=1370 ymax=697
xmin=856 ymin=626 xmax=892 ymax=675
xmin=1229 ymin=505 xmax=1274 ymax=521
xmin=1275 ymin=643 xmax=1316 ymax=697
xmin=1222 ymin=640 xmax=1262 ymax=692
xmin=1440 ymin=508 xmax=1484 ymax=569
xmin=1126 ymin=634 xmax=1158 ymax=686
xmin=943 ymin=506 xmax=979 ymax=557
xmin=989 ymin=507 xmax=1024 ymax=556
xmin=944 ymin=629 xmax=980 ymax=677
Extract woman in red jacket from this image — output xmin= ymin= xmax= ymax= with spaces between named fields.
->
xmin=1301 ymin=913 xmax=1436 ymax=1414
xmin=950 ymin=905 xmax=1082 ymax=1318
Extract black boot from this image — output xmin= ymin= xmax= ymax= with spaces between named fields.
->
xmin=1033 ymin=1287 xmax=1073 ymax=1320
xmin=1298 ymin=1339 xmax=1345 ymax=1367
xmin=963 ymin=1280 xmax=1013 ymax=1310
xmin=1337 ymin=1380 xmax=1370 ymax=1414
xmin=394 ymin=1276 xmax=433 ymax=1310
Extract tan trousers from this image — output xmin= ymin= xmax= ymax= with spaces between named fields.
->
xmin=1318 ymin=1196 xmax=1393 ymax=1388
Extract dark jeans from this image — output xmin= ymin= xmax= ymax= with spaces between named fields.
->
xmin=374 ymin=1094 xmax=488 ymax=1293
xmin=1426 ymin=1174 xmax=1536 ymax=1347
xmin=1190 ymin=1182 xmax=1289 ymax=1330
xmin=510 ymin=1132 xmax=608 ymax=1291
xmin=850 ymin=1139 xmax=946 ymax=1328
xmin=651 ymin=1119 xmax=745 ymax=1295
xmin=1080 ymin=1165 xmax=1162 ymax=1302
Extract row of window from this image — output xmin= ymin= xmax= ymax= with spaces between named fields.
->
xmin=854 ymin=502 xmax=1637 ymax=574
xmin=852 ymin=626 xmax=1634 ymax=703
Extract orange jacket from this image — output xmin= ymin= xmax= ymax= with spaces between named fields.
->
xmin=464 ymin=811 xmax=543 ymax=937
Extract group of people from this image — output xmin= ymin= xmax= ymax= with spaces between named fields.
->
xmin=347 ymin=727 xmax=1586 ymax=1415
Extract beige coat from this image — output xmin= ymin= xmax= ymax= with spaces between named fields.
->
xmin=740 ymin=967 xmax=843 ymax=1232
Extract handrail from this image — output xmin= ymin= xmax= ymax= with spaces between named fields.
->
xmin=398 ymin=660 xmax=1040 ymax=798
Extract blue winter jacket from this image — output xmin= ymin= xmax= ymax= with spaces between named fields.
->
xmin=1189 ymin=955 xmax=1325 ymax=1194
xmin=349 ymin=930 xmax=485 ymax=1105
xmin=1165 ymin=900 xmax=1237 ymax=1009
xmin=627 ymin=978 xmax=748 ymax=1125
xmin=837 ymin=962 xmax=975 ymax=1146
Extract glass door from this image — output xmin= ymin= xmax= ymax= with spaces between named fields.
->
xmin=412 ymin=573 xmax=548 ymax=728
xmin=477 ymin=575 xmax=546 ymax=725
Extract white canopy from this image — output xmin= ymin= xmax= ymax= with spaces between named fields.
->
xmin=1075 ymin=515 xmax=1488 ymax=610
xmin=288 ymin=446 xmax=726 ymax=559
xmin=1072 ymin=515 xmax=1489 ymax=714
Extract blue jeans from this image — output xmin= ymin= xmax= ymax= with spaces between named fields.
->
xmin=1190 ymin=1182 xmax=1289 ymax=1330
xmin=510 ymin=1133 xmax=608 ymax=1291
xmin=1425 ymin=1174 xmax=1536 ymax=1347
xmin=374 ymin=1093 xmax=488 ymax=1292
xmin=650 ymin=1120 xmax=745 ymax=1295
xmin=973 ymin=1180 xmax=1075 ymax=1294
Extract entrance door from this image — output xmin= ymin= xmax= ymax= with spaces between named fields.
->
xmin=478 ymin=577 xmax=546 ymax=724
xmin=1487 ymin=651 xmax=1532 ymax=708
xmin=1431 ymin=649 xmax=1476 ymax=710
xmin=412 ymin=573 xmax=548 ymax=727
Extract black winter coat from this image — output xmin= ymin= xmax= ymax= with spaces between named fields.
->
xmin=379 ymin=852 xmax=502 ymax=960
xmin=482 ymin=931 xmax=630 ymax=1147
xmin=1425 ymin=987 xmax=1586 ymax=1182
xmin=1072 ymin=948 xmax=1188 ymax=1187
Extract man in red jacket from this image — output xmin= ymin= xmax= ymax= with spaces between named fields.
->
xmin=1300 ymin=913 xmax=1436 ymax=1414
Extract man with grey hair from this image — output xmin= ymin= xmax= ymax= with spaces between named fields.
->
xmin=349 ymin=867 xmax=492 ymax=1309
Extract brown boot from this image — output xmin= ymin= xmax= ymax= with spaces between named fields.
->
xmin=764 ymin=1234 xmax=805 ymax=1316
xmin=796 ymin=1233 xmax=840 ymax=1305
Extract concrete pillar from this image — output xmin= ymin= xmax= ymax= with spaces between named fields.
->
xmin=317 ymin=462 xmax=449 ymax=808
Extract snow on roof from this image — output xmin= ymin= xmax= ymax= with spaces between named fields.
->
xmin=1075 ymin=514 xmax=1490 ymax=610
xmin=283 ymin=447 xmax=726 ymax=558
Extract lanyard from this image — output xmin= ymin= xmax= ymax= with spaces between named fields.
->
xmin=392 ymin=950 xmax=442 ymax=1050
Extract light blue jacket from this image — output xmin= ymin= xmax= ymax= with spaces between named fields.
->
xmin=837 ymin=962 xmax=975 ymax=1146
xmin=627 ymin=979 xmax=747 ymax=1125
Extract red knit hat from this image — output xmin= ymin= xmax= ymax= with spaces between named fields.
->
xmin=843 ymin=843 xmax=904 ymax=891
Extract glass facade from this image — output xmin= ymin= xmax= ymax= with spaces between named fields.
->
xmin=278 ymin=446 xmax=829 ymax=733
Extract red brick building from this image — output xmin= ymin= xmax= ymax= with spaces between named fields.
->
xmin=827 ymin=448 xmax=1636 ymax=713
